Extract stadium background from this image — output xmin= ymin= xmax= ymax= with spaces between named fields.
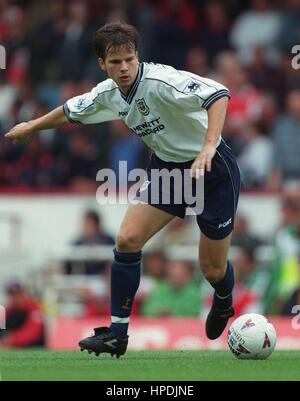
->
xmin=0 ymin=0 xmax=300 ymax=351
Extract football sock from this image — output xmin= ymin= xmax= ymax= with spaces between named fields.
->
xmin=110 ymin=248 xmax=142 ymax=337
xmin=210 ymin=261 xmax=234 ymax=310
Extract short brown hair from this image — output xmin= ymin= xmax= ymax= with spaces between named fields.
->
xmin=92 ymin=22 xmax=139 ymax=59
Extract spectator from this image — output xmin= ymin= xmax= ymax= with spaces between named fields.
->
xmin=11 ymin=81 xmax=38 ymax=125
xmin=62 ymin=131 xmax=101 ymax=192
xmin=184 ymin=47 xmax=210 ymax=77
xmin=65 ymin=209 xmax=115 ymax=275
xmin=0 ymin=0 xmax=299 ymax=194
xmin=141 ymin=260 xmax=200 ymax=317
xmin=231 ymin=247 xmax=265 ymax=315
xmin=28 ymin=0 xmax=67 ymax=83
xmin=229 ymin=0 xmax=282 ymax=66
xmin=58 ymin=0 xmax=95 ymax=81
xmin=142 ymin=251 xmax=166 ymax=282
xmin=258 ymin=92 xmax=279 ymax=133
xmin=152 ymin=0 xmax=198 ymax=68
xmin=0 ymin=282 xmax=45 ymax=348
xmin=265 ymin=186 xmax=300 ymax=313
xmin=156 ymin=0 xmax=198 ymax=36
xmin=216 ymin=51 xmax=265 ymax=124
xmin=231 ymin=213 xmax=265 ymax=249
xmin=2 ymin=4 xmax=30 ymax=85
xmin=277 ymin=0 xmax=300 ymax=53
xmin=135 ymin=251 xmax=167 ymax=313
xmin=79 ymin=265 xmax=111 ymax=317
xmin=10 ymin=134 xmax=56 ymax=188
xmin=126 ymin=0 xmax=157 ymax=62
xmin=279 ymin=51 xmax=300 ymax=101
xmin=268 ymin=90 xmax=300 ymax=189
xmin=249 ymin=48 xmax=285 ymax=102
xmin=199 ymin=1 xmax=230 ymax=61
xmin=216 ymin=51 xmax=265 ymax=155
xmin=238 ymin=123 xmax=274 ymax=188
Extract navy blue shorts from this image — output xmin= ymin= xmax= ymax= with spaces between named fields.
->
xmin=135 ymin=139 xmax=241 ymax=240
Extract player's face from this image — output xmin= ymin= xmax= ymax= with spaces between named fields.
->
xmin=99 ymin=45 xmax=139 ymax=94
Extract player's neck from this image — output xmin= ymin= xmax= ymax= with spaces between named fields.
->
xmin=119 ymin=66 xmax=140 ymax=96
xmin=119 ymin=85 xmax=130 ymax=96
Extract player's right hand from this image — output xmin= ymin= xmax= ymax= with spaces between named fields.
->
xmin=4 ymin=122 xmax=34 ymax=144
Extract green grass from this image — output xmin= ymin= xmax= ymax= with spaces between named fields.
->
xmin=0 ymin=350 xmax=299 ymax=381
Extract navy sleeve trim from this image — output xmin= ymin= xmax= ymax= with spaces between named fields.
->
xmin=202 ymin=90 xmax=231 ymax=110
xmin=63 ymin=103 xmax=82 ymax=124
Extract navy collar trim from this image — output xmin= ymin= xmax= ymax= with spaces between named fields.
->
xmin=119 ymin=63 xmax=144 ymax=104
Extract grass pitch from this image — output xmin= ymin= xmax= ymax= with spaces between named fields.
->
xmin=0 ymin=349 xmax=299 ymax=381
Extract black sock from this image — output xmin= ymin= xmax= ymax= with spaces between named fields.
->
xmin=209 ymin=261 xmax=234 ymax=310
xmin=110 ymin=248 xmax=142 ymax=337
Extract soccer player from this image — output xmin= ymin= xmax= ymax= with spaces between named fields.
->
xmin=5 ymin=23 xmax=240 ymax=358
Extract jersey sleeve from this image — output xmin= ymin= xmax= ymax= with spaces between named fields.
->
xmin=63 ymin=84 xmax=120 ymax=124
xmin=159 ymin=73 xmax=231 ymax=111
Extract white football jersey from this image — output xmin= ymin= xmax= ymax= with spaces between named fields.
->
xmin=64 ymin=62 xmax=230 ymax=162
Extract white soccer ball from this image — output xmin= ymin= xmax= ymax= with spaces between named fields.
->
xmin=227 ymin=313 xmax=276 ymax=360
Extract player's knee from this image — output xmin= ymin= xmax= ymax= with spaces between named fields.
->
xmin=200 ymin=260 xmax=225 ymax=283
xmin=116 ymin=230 xmax=143 ymax=252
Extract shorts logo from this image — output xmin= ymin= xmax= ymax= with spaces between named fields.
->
xmin=135 ymin=98 xmax=150 ymax=116
xmin=218 ymin=217 xmax=232 ymax=229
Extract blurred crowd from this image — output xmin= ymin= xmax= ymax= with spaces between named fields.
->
xmin=1 ymin=0 xmax=300 ymax=347
xmin=0 ymin=0 xmax=300 ymax=191
xmin=3 ymin=193 xmax=300 ymax=348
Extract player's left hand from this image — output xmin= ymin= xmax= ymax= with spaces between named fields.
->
xmin=190 ymin=143 xmax=216 ymax=178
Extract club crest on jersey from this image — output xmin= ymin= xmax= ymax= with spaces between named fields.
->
xmin=135 ymin=98 xmax=150 ymax=116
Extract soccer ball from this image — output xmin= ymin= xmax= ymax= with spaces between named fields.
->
xmin=227 ymin=313 xmax=276 ymax=360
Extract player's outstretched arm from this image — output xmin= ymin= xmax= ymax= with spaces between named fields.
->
xmin=4 ymin=106 xmax=69 ymax=144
